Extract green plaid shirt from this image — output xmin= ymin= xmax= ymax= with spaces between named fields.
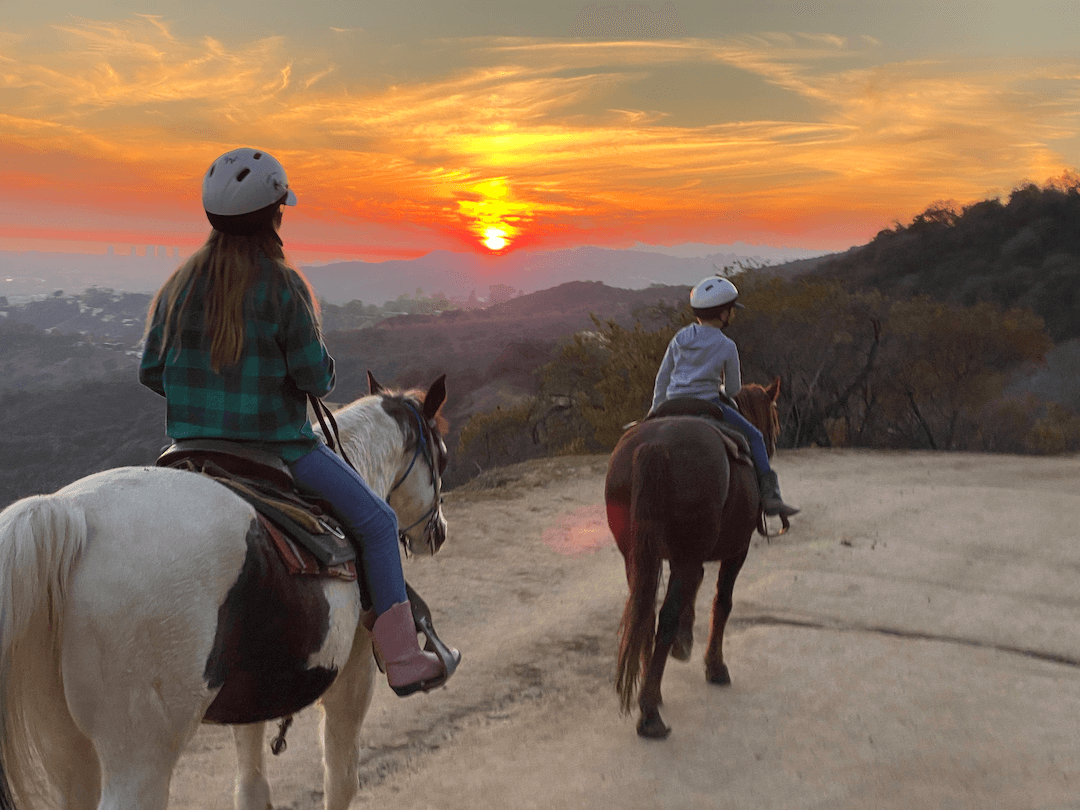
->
xmin=140 ymin=258 xmax=335 ymax=462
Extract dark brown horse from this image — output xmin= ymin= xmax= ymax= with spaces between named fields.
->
xmin=607 ymin=377 xmax=783 ymax=738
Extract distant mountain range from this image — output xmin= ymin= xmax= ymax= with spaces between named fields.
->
xmin=302 ymin=246 xmax=830 ymax=305
xmin=0 ymin=244 xmax=831 ymax=304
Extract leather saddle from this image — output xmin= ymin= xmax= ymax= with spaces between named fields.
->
xmin=646 ymin=397 xmax=754 ymax=463
xmin=156 ymin=439 xmax=359 ymax=571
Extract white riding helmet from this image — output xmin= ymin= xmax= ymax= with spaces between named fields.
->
xmin=690 ymin=276 xmax=744 ymax=310
xmin=202 ymin=147 xmax=297 ymax=217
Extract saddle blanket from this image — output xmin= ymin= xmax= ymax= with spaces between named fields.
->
xmin=155 ymin=444 xmax=359 ymax=580
xmin=258 ymin=513 xmax=357 ymax=581
xmin=645 ymin=398 xmax=754 ymax=465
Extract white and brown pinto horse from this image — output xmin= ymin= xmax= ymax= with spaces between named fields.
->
xmin=0 ymin=374 xmax=449 ymax=810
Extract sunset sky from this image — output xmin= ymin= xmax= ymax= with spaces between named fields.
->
xmin=2 ymin=1 xmax=1079 ymax=262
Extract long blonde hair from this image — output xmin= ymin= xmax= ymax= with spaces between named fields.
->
xmin=146 ymin=229 xmax=321 ymax=372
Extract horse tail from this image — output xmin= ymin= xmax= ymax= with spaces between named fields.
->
xmin=615 ymin=441 xmax=670 ymax=715
xmin=0 ymin=494 xmax=88 ymax=809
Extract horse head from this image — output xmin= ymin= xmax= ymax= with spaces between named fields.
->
xmin=733 ymin=375 xmax=781 ymax=458
xmin=371 ymin=372 xmax=450 ymax=556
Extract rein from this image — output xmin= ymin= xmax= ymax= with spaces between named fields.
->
xmin=390 ymin=402 xmax=444 ymax=553
xmin=308 ymin=393 xmax=443 ymax=552
xmin=309 ymin=394 xmax=357 ymax=471
xmin=311 ymin=395 xmax=444 ymax=557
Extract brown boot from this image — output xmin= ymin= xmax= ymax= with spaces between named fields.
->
xmin=759 ymin=470 xmax=800 ymax=518
xmin=371 ymin=601 xmax=460 ymax=697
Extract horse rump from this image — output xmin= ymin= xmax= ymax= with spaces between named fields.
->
xmin=615 ymin=440 xmax=671 ymax=715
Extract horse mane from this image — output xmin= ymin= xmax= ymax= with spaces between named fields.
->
xmin=380 ymin=387 xmax=449 ymax=440
xmin=733 ymin=378 xmax=781 ymax=455
xmin=317 ymin=387 xmax=447 ymax=496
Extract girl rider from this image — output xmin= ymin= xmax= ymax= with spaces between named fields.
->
xmin=140 ymin=147 xmax=459 ymax=697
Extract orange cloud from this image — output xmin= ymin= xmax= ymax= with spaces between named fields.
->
xmin=0 ymin=17 xmax=1078 ymax=255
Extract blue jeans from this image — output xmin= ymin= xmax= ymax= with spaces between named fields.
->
xmin=703 ymin=396 xmax=772 ymax=476
xmin=289 ymin=444 xmax=406 ymax=615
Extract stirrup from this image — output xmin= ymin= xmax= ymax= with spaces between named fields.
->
xmin=404 ymin=582 xmax=460 ymax=691
xmin=414 ymin=612 xmax=461 ymax=693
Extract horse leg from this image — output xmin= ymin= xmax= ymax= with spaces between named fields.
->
xmin=62 ymin=603 xmax=217 ymax=810
xmin=93 ymin=735 xmax=192 ymax=810
xmin=671 ymin=565 xmax=704 ymax=662
xmin=319 ymin=623 xmax=377 ymax=810
xmin=637 ymin=567 xmax=693 ymax=739
xmin=26 ymin=663 xmax=101 ymax=810
xmin=62 ymin=644 xmax=209 ymax=810
xmin=705 ymin=549 xmax=748 ymax=685
xmin=233 ymin=723 xmax=272 ymax=810
xmin=69 ymin=680 xmax=207 ymax=810
xmin=53 ymin=730 xmax=100 ymax=810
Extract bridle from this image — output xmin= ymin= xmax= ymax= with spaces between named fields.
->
xmin=388 ymin=401 xmax=445 ymax=554
xmin=308 ymin=393 xmax=445 ymax=554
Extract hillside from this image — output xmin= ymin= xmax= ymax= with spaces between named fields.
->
xmin=0 ymin=373 xmax=167 ymax=506
xmin=300 ymin=246 xmax=827 ymax=304
xmin=813 ymin=183 xmax=1080 ymax=342
xmin=0 ymin=281 xmax=690 ymax=506
xmin=326 ymin=280 xmax=689 ymax=410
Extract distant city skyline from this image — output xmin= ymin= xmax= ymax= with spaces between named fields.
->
xmin=2 ymin=1 xmax=1078 ymax=270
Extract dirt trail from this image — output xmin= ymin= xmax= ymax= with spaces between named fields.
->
xmin=169 ymin=450 xmax=1080 ymax=810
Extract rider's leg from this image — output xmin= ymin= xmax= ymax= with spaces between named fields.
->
xmin=716 ymin=404 xmax=799 ymax=518
xmin=291 ymin=444 xmax=405 ymax=614
xmin=290 ymin=444 xmax=458 ymax=695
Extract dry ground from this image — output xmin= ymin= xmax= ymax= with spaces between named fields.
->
xmin=169 ymin=449 xmax=1080 ymax=810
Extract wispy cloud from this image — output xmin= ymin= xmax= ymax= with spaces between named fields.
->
xmin=1 ymin=16 xmax=1078 ymax=253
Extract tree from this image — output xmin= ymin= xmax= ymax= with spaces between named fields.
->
xmin=873 ymin=298 xmax=1051 ymax=450
xmin=730 ymin=272 xmax=886 ymax=447
xmin=579 ymin=311 xmax=688 ymax=449
xmin=456 ymin=401 xmax=537 ymax=473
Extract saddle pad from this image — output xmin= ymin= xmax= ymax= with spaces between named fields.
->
xmin=709 ymin=421 xmax=754 ymax=465
xmin=160 ymin=451 xmax=358 ymax=566
xmin=647 ymin=399 xmax=754 ymax=465
xmin=258 ymin=514 xmax=358 ymax=581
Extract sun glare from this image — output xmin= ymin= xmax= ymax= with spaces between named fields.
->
xmin=483 ymin=227 xmax=509 ymax=251
xmin=457 ymin=177 xmax=533 ymax=253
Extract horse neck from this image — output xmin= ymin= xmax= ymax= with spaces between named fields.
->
xmin=735 ymin=386 xmax=776 ymax=448
xmin=322 ymin=397 xmax=406 ymax=498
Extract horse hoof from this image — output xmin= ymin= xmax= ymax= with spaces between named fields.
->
xmin=707 ymin=663 xmax=731 ymax=685
xmin=637 ymin=713 xmax=671 ymax=739
xmin=671 ymin=636 xmax=693 ymax=662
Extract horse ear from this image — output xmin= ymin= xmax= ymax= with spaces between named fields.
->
xmin=423 ymin=374 xmax=447 ymax=421
xmin=367 ymin=370 xmax=384 ymax=396
xmin=767 ymin=375 xmax=781 ymax=402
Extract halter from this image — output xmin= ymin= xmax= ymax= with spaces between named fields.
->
xmin=388 ymin=401 xmax=444 ymax=554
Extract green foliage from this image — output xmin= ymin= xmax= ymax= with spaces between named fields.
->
xmin=319 ymin=292 xmax=459 ymax=332
xmin=877 ymin=298 xmax=1051 ymax=449
xmin=818 ymin=179 xmax=1080 ymax=342
xmin=980 ymin=396 xmax=1080 ymax=455
xmin=456 ymin=400 xmax=537 ymax=473
xmin=730 ymin=271 xmax=886 ymax=447
xmin=550 ymin=272 xmax=1059 ymax=456
xmin=389 ymin=290 xmax=454 ymax=316
xmin=580 ymin=318 xmax=684 ymax=448
xmin=457 ymin=268 xmax=1064 ymax=465
xmin=533 ymin=302 xmax=691 ymax=451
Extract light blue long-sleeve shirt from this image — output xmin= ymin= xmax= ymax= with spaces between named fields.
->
xmin=650 ymin=322 xmax=741 ymax=413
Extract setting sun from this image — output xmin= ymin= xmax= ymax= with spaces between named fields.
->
xmin=482 ymin=227 xmax=509 ymax=251
xmin=457 ymin=178 xmax=533 ymax=253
